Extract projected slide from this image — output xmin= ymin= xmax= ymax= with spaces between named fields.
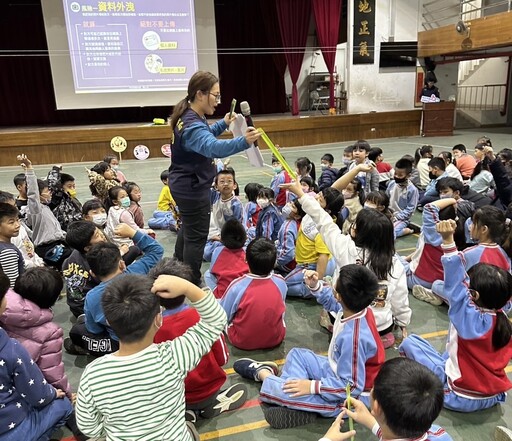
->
xmin=62 ymin=0 xmax=198 ymax=93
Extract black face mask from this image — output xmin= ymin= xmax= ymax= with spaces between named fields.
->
xmin=429 ymin=172 xmax=437 ymax=180
xmin=394 ymin=177 xmax=407 ymax=184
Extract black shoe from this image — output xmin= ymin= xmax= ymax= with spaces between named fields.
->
xmin=233 ymin=358 xmax=279 ymax=381
xmin=200 ymin=383 xmax=248 ymax=418
xmin=261 ymin=404 xmax=318 ymax=429
xmin=407 ymin=223 xmax=421 ymax=234
xmin=185 ymin=409 xmax=197 ymax=423
xmin=64 ymin=338 xmax=89 ymax=356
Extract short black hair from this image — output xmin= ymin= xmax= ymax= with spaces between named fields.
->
xmin=258 ymin=187 xmax=275 ymax=200
xmin=453 ymin=144 xmax=467 ymax=153
xmin=37 ymin=179 xmax=49 ymax=194
xmin=82 ymin=199 xmax=105 ymax=216
xmin=102 ymin=274 xmax=159 ymax=343
xmin=344 ymin=145 xmax=354 ymax=154
xmin=221 ymin=219 xmax=246 ymax=250
xmin=13 ymin=173 xmax=26 ymax=188
xmin=427 ymin=157 xmax=446 ymax=171
xmin=368 ymin=147 xmax=383 ymax=162
xmin=215 ymin=169 xmax=235 ymax=183
xmin=0 ymin=191 xmax=15 ymax=204
xmin=246 ymin=238 xmax=276 ymax=276
xmin=321 ymin=154 xmax=334 ymax=163
xmin=0 ymin=271 xmax=11 ymax=303
xmin=436 ymin=177 xmax=463 ymax=194
xmin=0 ymin=202 xmax=19 ymax=223
xmin=373 ymin=358 xmax=444 ymax=438
xmin=14 ymin=267 xmax=63 ymax=309
xmin=86 ymin=242 xmax=121 ymax=278
xmin=66 ymin=220 xmax=97 ymax=253
xmin=321 ymin=187 xmax=344 ymax=215
xmin=353 ymin=140 xmax=371 ymax=152
xmin=292 ymin=199 xmax=306 ymax=218
xmin=244 ymin=183 xmax=263 ymax=203
xmin=395 ymin=158 xmax=413 ymax=175
xmin=160 ymin=170 xmax=169 ymax=181
xmin=60 ymin=173 xmax=75 ymax=185
xmin=335 ymin=264 xmax=378 ymax=312
xmin=148 ymin=257 xmax=193 ymax=309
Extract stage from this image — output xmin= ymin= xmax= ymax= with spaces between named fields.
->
xmin=0 ymin=110 xmax=421 ymax=166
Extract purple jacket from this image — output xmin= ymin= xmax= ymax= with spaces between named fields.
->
xmin=0 ymin=289 xmax=71 ymax=396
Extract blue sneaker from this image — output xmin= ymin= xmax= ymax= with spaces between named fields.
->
xmin=233 ymin=358 xmax=278 ymax=382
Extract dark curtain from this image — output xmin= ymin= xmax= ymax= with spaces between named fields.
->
xmin=213 ymin=0 xmax=286 ymax=116
xmin=258 ymin=0 xmax=287 ymax=78
xmin=0 ymin=0 xmax=286 ymax=127
xmin=276 ymin=0 xmax=311 ymax=115
xmin=312 ymin=0 xmax=342 ymax=108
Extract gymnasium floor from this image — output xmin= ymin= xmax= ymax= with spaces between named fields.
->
xmin=2 ymin=126 xmax=511 ymax=440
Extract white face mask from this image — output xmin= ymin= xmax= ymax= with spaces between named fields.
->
xmin=364 ymin=203 xmax=377 ymax=210
xmin=92 ymin=213 xmax=107 ymax=227
xmin=257 ymin=198 xmax=270 ymax=209
xmin=342 ymin=190 xmax=354 ymax=199
xmin=440 ymin=193 xmax=454 ymax=199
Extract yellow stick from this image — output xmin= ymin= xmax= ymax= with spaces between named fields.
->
xmin=257 ymin=128 xmax=296 ymax=179
xmin=346 ymin=384 xmax=354 ymax=441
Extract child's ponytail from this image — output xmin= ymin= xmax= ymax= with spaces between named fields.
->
xmin=493 ymin=310 xmax=512 ymax=350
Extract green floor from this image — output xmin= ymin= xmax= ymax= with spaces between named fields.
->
xmin=2 ymin=126 xmax=511 ymax=440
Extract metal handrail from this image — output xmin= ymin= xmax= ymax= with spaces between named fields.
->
xmin=422 ymin=0 xmax=512 ymax=29
xmin=457 ymin=84 xmax=506 ymax=110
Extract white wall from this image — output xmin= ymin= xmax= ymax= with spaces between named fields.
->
xmin=461 ymin=57 xmax=508 ymax=86
xmin=347 ymin=0 xmax=421 ymax=113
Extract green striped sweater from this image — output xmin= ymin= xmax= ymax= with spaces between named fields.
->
xmin=76 ymin=292 xmax=227 ymax=440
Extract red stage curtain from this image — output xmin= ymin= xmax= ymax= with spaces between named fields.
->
xmin=312 ymin=0 xmax=342 ymax=108
xmin=276 ymin=0 xmax=311 ymax=115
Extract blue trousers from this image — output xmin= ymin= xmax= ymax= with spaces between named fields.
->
xmin=394 ymin=219 xmax=409 ymax=238
xmin=285 ymin=260 xmax=335 ymax=298
xmin=399 ymin=335 xmax=506 ymax=412
xmin=260 ymin=348 xmax=343 ymax=417
xmin=0 ymin=397 xmax=73 ymax=441
xmin=203 ymin=240 xmax=222 ymax=263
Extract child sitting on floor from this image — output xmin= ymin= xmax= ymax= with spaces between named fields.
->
xmin=123 ymin=181 xmax=145 ymax=229
xmin=148 ymin=170 xmax=180 ymax=231
xmin=0 ymin=202 xmax=24 ymax=287
xmin=220 ymin=238 xmax=287 ymax=351
xmin=204 ymin=219 xmax=249 ymax=299
xmin=203 ymin=169 xmax=243 ymax=262
xmin=151 ymin=257 xmax=247 ymax=419
xmin=233 ymin=264 xmax=384 ymax=429
xmin=242 ymin=182 xmax=263 ymax=242
xmin=255 ymin=187 xmax=283 ymax=241
xmin=318 ymin=153 xmax=339 ymax=191
xmin=1 ymin=267 xmax=72 ymax=398
xmin=0 ymin=271 xmax=73 ymax=440
xmin=275 ymin=200 xmax=305 ymax=275
xmin=401 ymin=219 xmax=512 ymax=413
xmin=75 ymin=271 xmax=228 ymax=440
xmin=103 ymin=154 xmax=127 ymax=184
xmin=386 ymin=158 xmax=419 ymax=237
xmin=87 ymin=161 xmax=119 ymax=202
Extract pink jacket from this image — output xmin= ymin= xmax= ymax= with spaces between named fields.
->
xmin=0 ymin=289 xmax=71 ymax=396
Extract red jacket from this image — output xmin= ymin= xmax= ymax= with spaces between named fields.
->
xmin=154 ymin=306 xmax=228 ymax=403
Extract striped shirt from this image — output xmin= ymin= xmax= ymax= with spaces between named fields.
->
xmin=0 ymin=242 xmax=24 ymax=287
xmin=76 ymin=292 xmax=227 ymax=440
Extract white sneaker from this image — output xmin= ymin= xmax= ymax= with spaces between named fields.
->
xmin=412 ymin=285 xmax=443 ymax=306
xmin=495 ymin=426 xmax=512 ymax=441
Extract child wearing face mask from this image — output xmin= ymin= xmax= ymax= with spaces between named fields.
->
xmin=255 ymin=187 xmax=283 ymax=241
xmin=341 ymin=179 xmax=364 ymax=235
xmin=17 ymin=155 xmax=72 ymax=270
xmin=46 ymin=166 xmax=83 ymax=231
xmin=386 ymin=158 xmax=419 ymax=237
xmin=318 ymin=154 xmax=339 ymax=191
xmin=270 ymin=155 xmax=293 ymax=209
xmin=104 ymin=186 xmax=152 ymax=248
xmin=300 ymin=176 xmax=319 ymax=196
xmin=242 ymin=183 xmax=263 ymax=243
